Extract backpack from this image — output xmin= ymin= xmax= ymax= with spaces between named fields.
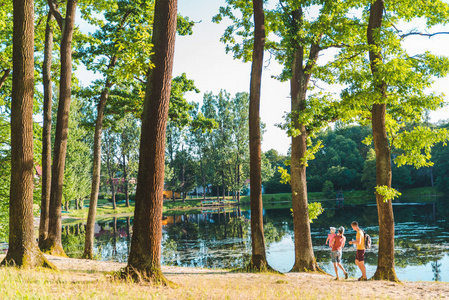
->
xmin=362 ymin=230 xmax=371 ymax=249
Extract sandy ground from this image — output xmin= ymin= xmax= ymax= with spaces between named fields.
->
xmin=0 ymin=255 xmax=434 ymax=299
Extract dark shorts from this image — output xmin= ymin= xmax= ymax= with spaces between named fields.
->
xmin=356 ymin=249 xmax=365 ymax=262
xmin=331 ymin=250 xmax=342 ymax=263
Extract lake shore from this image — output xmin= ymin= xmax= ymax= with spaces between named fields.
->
xmin=0 ymin=254 xmax=448 ymax=299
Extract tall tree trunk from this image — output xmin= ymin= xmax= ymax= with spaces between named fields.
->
xmin=246 ymin=0 xmax=269 ymax=271
xmin=237 ymin=162 xmax=241 ymax=203
xmin=201 ymin=159 xmax=206 ymax=201
xmin=182 ymin=160 xmax=185 ymax=203
xmin=110 ymin=180 xmax=117 ymax=210
xmin=38 ymin=12 xmax=53 ymax=248
xmin=221 ymin=166 xmax=225 ymax=201
xmin=123 ymin=153 xmax=130 ymax=207
xmin=368 ymin=0 xmax=398 ymax=281
xmin=42 ymin=0 xmax=77 ymax=256
xmin=289 ymin=8 xmax=322 ymax=272
xmin=83 ymin=57 xmax=116 ymax=258
xmin=105 ymin=136 xmax=117 ymax=210
xmin=0 ymin=68 xmax=11 ymax=90
xmin=2 ymin=0 xmax=54 ymax=269
xmin=123 ymin=0 xmax=177 ymax=284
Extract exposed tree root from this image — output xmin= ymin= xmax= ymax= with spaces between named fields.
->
xmin=81 ymin=251 xmax=93 ymax=260
xmin=39 ymin=241 xmax=68 ymax=258
xmin=120 ymin=266 xmax=177 ymax=287
xmin=235 ymin=256 xmax=282 ymax=275
xmin=289 ymin=261 xmax=328 ymax=275
xmin=1 ymin=248 xmax=57 ymax=270
xmin=372 ymin=267 xmax=400 ymax=282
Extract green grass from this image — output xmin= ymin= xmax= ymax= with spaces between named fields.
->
xmin=399 ymin=187 xmax=441 ymax=198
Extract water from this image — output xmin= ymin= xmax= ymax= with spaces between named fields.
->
xmin=62 ymin=201 xmax=449 ymax=282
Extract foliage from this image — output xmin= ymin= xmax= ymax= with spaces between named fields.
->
xmin=375 ymin=185 xmax=402 ymax=202
xmin=290 ymin=202 xmax=323 ymax=223
xmin=62 ymin=97 xmax=92 ymax=206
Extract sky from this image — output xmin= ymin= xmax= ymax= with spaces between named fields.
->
xmin=77 ymin=0 xmax=449 ymax=156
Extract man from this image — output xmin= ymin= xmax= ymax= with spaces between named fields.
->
xmin=349 ymin=221 xmax=367 ymax=281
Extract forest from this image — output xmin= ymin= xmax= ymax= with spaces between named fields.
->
xmin=2 ymin=0 xmax=449 ymax=297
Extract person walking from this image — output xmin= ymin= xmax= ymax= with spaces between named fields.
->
xmin=349 ymin=221 xmax=367 ymax=281
xmin=330 ymin=226 xmax=348 ymax=280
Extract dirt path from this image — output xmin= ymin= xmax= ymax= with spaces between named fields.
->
xmin=30 ymin=255 xmax=449 ymax=299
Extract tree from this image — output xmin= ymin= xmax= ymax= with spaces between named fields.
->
xmin=41 ymin=0 xmax=78 ymax=256
xmin=102 ymin=129 xmax=119 ymax=209
xmin=1 ymin=0 xmax=54 ymax=268
xmin=61 ymin=97 xmax=92 ymax=212
xmin=230 ymin=92 xmax=250 ymax=202
xmin=336 ymin=0 xmax=449 ymax=281
xmin=38 ymin=11 xmax=54 ymax=247
xmin=79 ymin=0 xmax=155 ymax=259
xmin=117 ymin=114 xmax=140 ymax=207
xmin=245 ymin=0 xmax=271 ymax=271
xmin=122 ymin=0 xmax=177 ymax=283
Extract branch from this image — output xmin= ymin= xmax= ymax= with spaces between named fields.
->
xmin=400 ymin=31 xmax=449 ymax=39
xmin=134 ymin=75 xmax=145 ymax=84
xmin=0 ymin=68 xmax=11 ymax=89
xmin=304 ymin=35 xmax=322 ymax=74
xmin=47 ymin=0 xmax=64 ymax=28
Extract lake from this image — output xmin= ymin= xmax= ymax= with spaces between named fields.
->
xmin=61 ymin=200 xmax=449 ymax=282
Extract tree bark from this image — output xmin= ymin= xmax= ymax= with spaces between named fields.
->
xmin=38 ymin=12 xmax=53 ymax=249
xmin=246 ymin=0 xmax=270 ymax=271
xmin=289 ymin=8 xmax=322 ymax=272
xmin=41 ymin=0 xmax=77 ymax=256
xmin=123 ymin=0 xmax=177 ymax=284
xmin=83 ymin=57 xmax=116 ymax=259
xmin=368 ymin=0 xmax=398 ymax=282
xmin=2 ymin=0 xmax=55 ymax=269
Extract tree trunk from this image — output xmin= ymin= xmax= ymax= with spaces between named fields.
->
xmin=222 ymin=166 xmax=225 ymax=201
xmin=201 ymin=159 xmax=206 ymax=201
xmin=123 ymin=0 xmax=177 ymax=284
xmin=182 ymin=160 xmax=185 ymax=203
xmin=0 ymin=68 xmax=11 ymax=90
xmin=2 ymin=0 xmax=55 ymax=269
xmin=83 ymin=58 xmax=116 ymax=258
xmin=105 ymin=136 xmax=117 ymax=210
xmin=246 ymin=0 xmax=270 ymax=271
xmin=111 ymin=180 xmax=117 ymax=210
xmin=42 ymin=0 xmax=77 ymax=256
xmin=38 ymin=12 xmax=53 ymax=248
xmin=289 ymin=8 xmax=322 ymax=273
xmin=368 ymin=0 xmax=398 ymax=281
xmin=237 ymin=163 xmax=241 ymax=203
xmin=123 ymin=153 xmax=130 ymax=207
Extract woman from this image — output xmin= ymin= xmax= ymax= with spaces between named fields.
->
xmin=331 ymin=226 xmax=348 ymax=280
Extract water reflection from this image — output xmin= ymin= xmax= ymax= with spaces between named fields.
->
xmin=62 ymin=201 xmax=449 ymax=282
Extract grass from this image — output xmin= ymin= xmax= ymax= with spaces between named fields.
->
xmin=0 ymin=263 xmax=446 ymax=299
xmin=0 ymin=266 xmax=317 ymax=300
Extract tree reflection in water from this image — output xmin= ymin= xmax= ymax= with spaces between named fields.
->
xmin=61 ymin=200 xmax=449 ymax=281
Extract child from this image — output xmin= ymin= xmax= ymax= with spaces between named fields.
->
xmin=326 ymin=227 xmax=336 ymax=248
xmin=331 ymin=226 xmax=348 ymax=280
